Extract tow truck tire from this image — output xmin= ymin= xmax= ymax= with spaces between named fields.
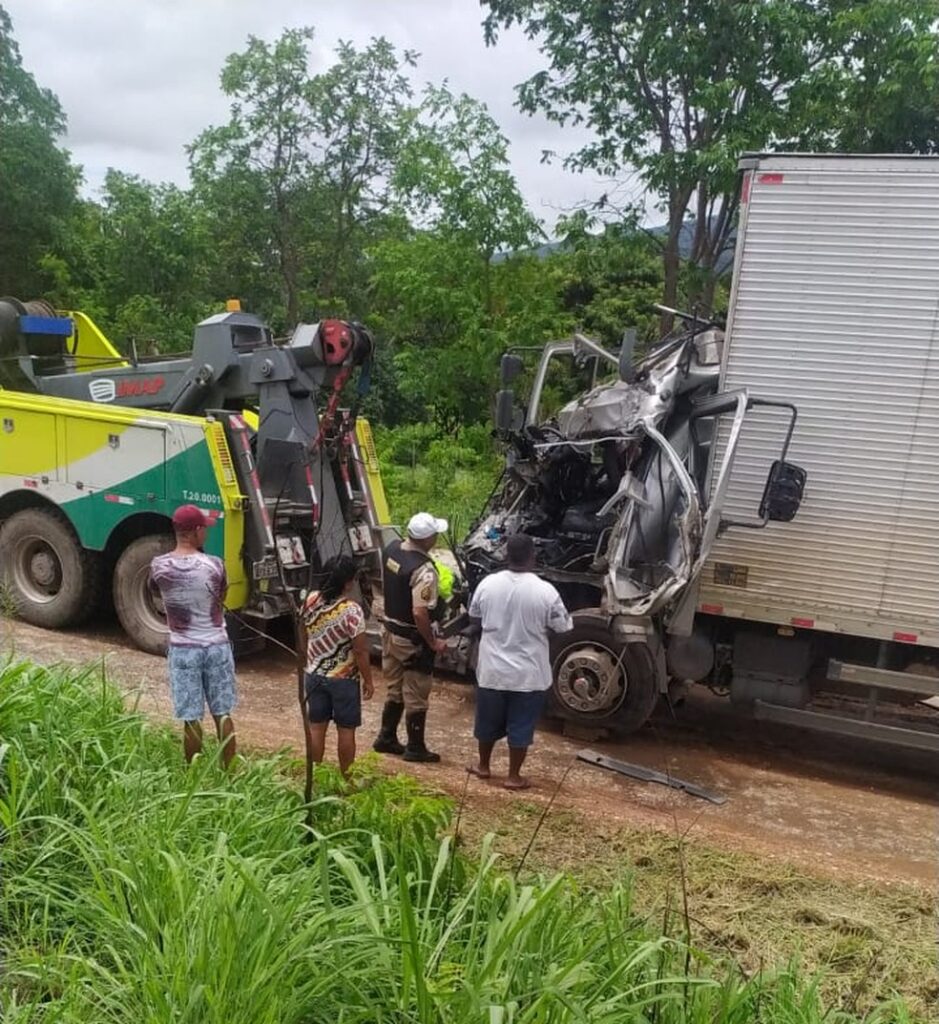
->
xmin=549 ymin=623 xmax=659 ymax=736
xmin=0 ymin=508 xmax=102 ymax=629
xmin=114 ymin=534 xmax=173 ymax=655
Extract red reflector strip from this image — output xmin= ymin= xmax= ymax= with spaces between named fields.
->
xmin=791 ymin=617 xmax=814 ymax=628
xmin=700 ymin=603 xmax=723 ymax=615
xmin=741 ymin=173 xmax=751 ymax=205
xmin=104 ymin=493 xmax=135 ymax=506
xmin=23 ymin=478 xmax=37 ymax=489
xmin=893 ymin=632 xmax=918 ymax=644
xmin=758 ymin=172 xmax=784 ymax=185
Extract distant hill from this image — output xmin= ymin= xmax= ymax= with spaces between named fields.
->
xmin=497 ymin=220 xmax=736 ymax=274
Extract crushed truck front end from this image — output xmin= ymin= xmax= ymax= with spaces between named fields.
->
xmin=459 ymin=317 xmax=803 ymax=736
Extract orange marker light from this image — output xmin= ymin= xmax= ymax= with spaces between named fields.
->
xmin=226 ymin=298 xmax=242 ymax=312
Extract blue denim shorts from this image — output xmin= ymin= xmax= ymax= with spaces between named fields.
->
xmin=305 ymin=673 xmax=362 ymax=729
xmin=474 ymin=687 xmax=547 ymax=748
xmin=167 ymin=643 xmax=237 ymax=722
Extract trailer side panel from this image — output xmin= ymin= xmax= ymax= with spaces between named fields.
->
xmin=700 ymin=155 xmax=939 ymax=645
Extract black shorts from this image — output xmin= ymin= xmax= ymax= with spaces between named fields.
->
xmin=474 ymin=687 xmax=547 ymax=748
xmin=305 ymin=673 xmax=362 ymax=729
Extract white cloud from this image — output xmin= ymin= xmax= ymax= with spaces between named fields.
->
xmin=5 ymin=0 xmax=615 ymax=230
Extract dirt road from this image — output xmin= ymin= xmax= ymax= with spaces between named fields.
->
xmin=5 ymin=618 xmax=936 ymax=887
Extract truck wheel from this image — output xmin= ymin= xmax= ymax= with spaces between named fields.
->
xmin=0 ymin=508 xmax=102 ymax=628
xmin=549 ymin=623 xmax=659 ymax=735
xmin=113 ymin=535 xmax=173 ymax=655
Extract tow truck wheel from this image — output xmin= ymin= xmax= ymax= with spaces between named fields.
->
xmin=549 ymin=623 xmax=659 ymax=735
xmin=0 ymin=508 xmax=102 ymax=628
xmin=114 ymin=534 xmax=173 ymax=655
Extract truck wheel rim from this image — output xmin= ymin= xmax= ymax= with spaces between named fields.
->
xmin=12 ymin=536 xmax=63 ymax=604
xmin=554 ymin=642 xmax=626 ymax=715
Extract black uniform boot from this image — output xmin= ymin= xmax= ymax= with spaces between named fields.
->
xmin=373 ymin=701 xmax=405 ymax=755
xmin=403 ymin=710 xmax=441 ymax=763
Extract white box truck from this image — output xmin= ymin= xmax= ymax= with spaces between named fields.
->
xmin=692 ymin=153 xmax=939 ymax=750
xmin=462 ymin=152 xmax=939 ymax=752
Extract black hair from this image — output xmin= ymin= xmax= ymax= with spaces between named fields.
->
xmin=506 ymin=533 xmax=535 ymax=569
xmin=322 ymin=555 xmax=358 ymax=602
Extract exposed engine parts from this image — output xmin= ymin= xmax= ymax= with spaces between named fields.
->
xmin=462 ymin=320 xmax=727 ymax=618
xmin=459 ymin=308 xmax=804 ymax=734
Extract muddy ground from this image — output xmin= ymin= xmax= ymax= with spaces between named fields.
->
xmin=5 ymin=616 xmax=935 ymax=888
xmin=5 ymin=616 xmax=938 ymax=1013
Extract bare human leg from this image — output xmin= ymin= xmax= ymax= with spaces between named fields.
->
xmin=504 ymin=746 xmax=531 ymax=790
xmin=468 ymin=740 xmax=495 ymax=779
xmin=336 ymin=727 xmax=357 ymax=777
xmin=213 ymin=714 xmax=237 ymax=769
xmin=183 ymin=720 xmax=203 ymax=763
xmin=309 ymin=721 xmax=328 ymax=764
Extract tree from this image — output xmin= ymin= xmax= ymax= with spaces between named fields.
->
xmin=0 ymin=4 xmax=79 ymax=297
xmin=803 ymin=2 xmax=939 ymax=155
xmin=94 ymin=171 xmax=213 ymax=350
xmin=189 ymin=29 xmax=416 ymax=327
xmin=482 ymin=0 xmax=939 ymax=325
xmin=553 ymin=212 xmax=662 ymax=349
xmin=370 ymin=88 xmax=548 ymax=429
xmin=396 ymin=87 xmax=541 ymax=260
xmin=40 ymin=171 xmax=214 ymax=353
xmin=370 ymin=234 xmax=568 ymax=430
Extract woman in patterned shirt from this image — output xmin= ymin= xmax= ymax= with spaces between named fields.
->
xmin=301 ymin=556 xmax=374 ymax=776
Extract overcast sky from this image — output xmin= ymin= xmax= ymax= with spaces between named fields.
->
xmin=5 ymin=0 xmax=629 ymax=232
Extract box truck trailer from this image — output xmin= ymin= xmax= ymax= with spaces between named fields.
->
xmin=462 ymin=153 xmax=939 ymax=752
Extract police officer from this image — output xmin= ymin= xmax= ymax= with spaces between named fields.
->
xmin=373 ymin=512 xmax=449 ymax=762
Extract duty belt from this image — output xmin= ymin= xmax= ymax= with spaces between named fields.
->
xmin=383 ymin=618 xmax=423 ymax=644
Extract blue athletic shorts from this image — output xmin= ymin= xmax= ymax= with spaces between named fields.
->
xmin=167 ymin=643 xmax=237 ymax=722
xmin=305 ymin=673 xmax=362 ymax=729
xmin=474 ymin=687 xmax=547 ymax=748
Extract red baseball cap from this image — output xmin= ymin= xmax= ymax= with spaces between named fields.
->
xmin=172 ymin=504 xmax=212 ymax=531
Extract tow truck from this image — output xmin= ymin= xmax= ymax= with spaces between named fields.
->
xmin=0 ymin=297 xmax=389 ymax=654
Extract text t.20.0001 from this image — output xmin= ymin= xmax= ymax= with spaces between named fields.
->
xmin=181 ymin=491 xmax=221 ymax=505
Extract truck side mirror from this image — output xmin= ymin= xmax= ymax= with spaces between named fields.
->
xmin=500 ymin=353 xmax=524 ymax=386
xmin=495 ymin=389 xmax=516 ymax=434
xmin=759 ymin=460 xmax=807 ymax=522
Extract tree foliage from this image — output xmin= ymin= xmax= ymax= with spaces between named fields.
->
xmin=370 ymin=86 xmax=551 ymax=429
xmin=395 ymin=85 xmax=541 ymax=260
xmin=0 ymin=3 xmax=79 ymax=297
xmin=189 ymin=30 xmax=416 ymax=328
xmin=482 ymin=0 xmax=939 ymax=323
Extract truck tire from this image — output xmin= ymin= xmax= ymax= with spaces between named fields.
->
xmin=549 ymin=623 xmax=659 ymax=736
xmin=0 ymin=508 xmax=102 ymax=629
xmin=113 ymin=534 xmax=173 ymax=655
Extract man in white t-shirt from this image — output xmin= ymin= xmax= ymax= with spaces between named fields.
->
xmin=467 ymin=533 xmax=573 ymax=790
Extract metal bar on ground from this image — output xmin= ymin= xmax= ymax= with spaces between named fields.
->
xmin=575 ymin=749 xmax=727 ymax=805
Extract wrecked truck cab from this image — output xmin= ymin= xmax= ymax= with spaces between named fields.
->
xmin=459 ymin=314 xmax=805 ymax=735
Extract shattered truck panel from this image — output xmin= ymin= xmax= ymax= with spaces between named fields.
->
xmin=462 ymin=324 xmax=780 ymax=618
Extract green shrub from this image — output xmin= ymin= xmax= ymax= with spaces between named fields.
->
xmin=376 ymin=422 xmax=502 ymax=539
xmin=0 ymin=661 xmax=915 ymax=1022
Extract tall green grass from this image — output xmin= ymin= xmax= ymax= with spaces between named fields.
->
xmin=0 ymin=661 xmax=914 ymax=1023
